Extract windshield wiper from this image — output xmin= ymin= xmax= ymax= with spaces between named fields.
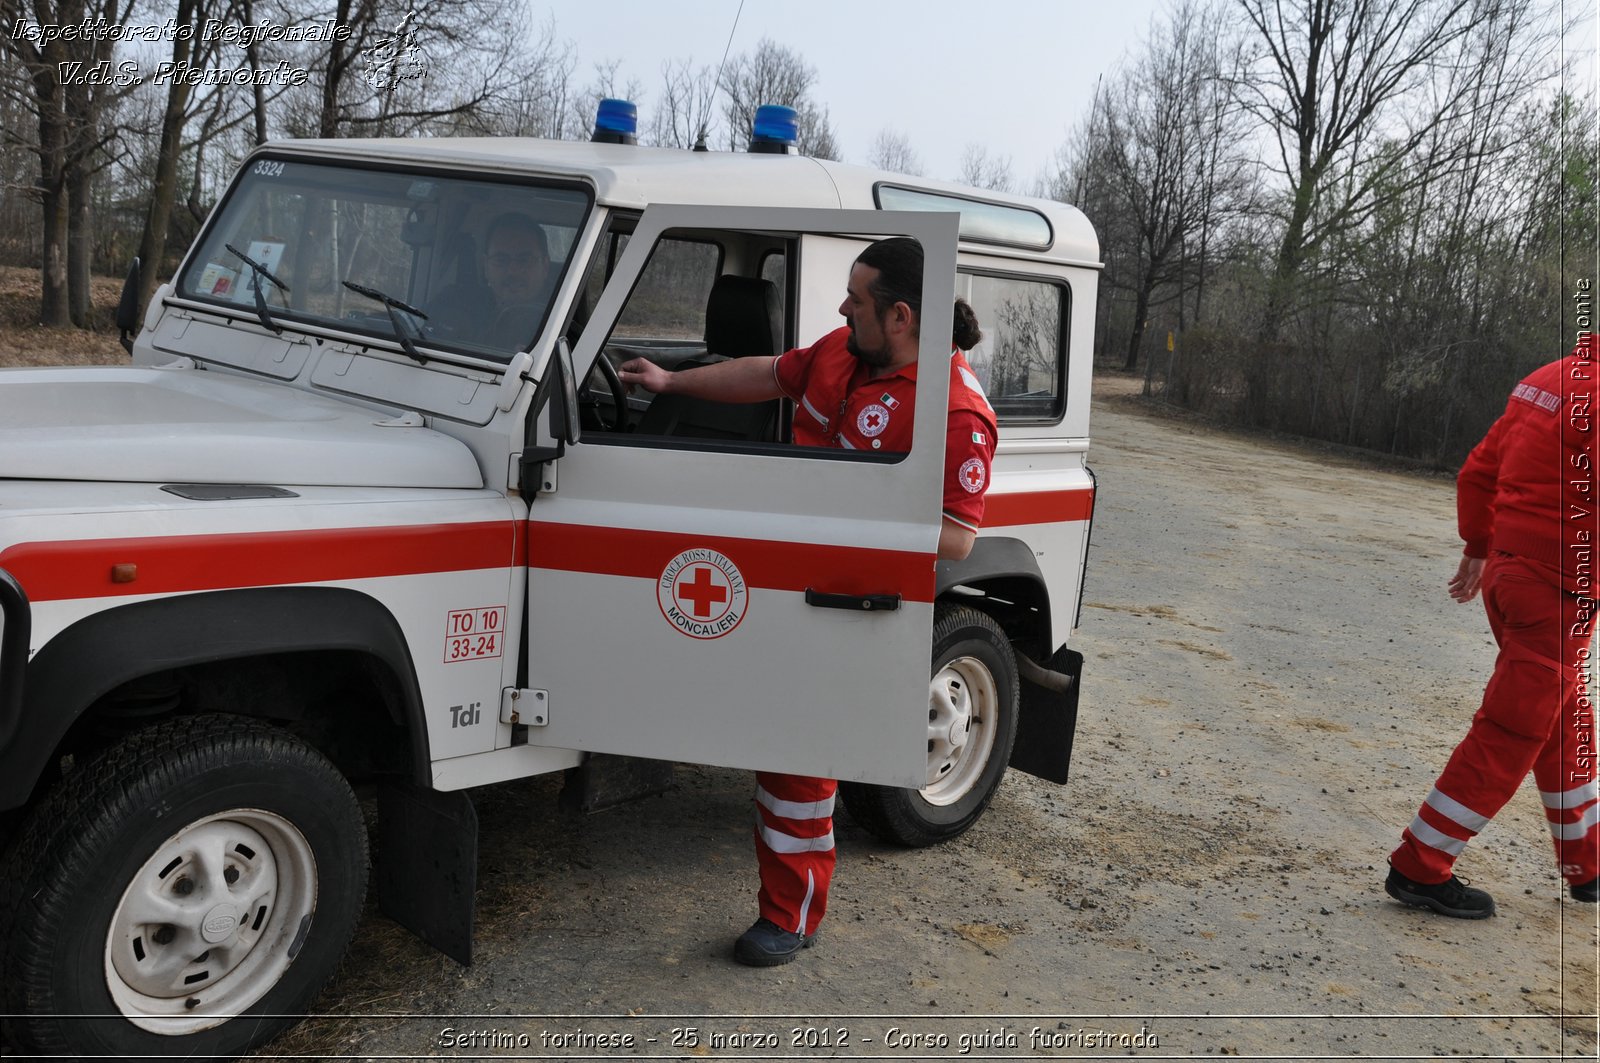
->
xmin=342 ymin=281 xmax=430 ymax=365
xmin=225 ymin=243 xmax=289 ymax=335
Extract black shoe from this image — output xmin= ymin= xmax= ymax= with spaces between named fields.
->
xmin=1571 ymin=877 xmax=1600 ymax=902
xmin=733 ymin=918 xmax=815 ymax=967
xmin=1385 ymin=867 xmax=1496 ymax=919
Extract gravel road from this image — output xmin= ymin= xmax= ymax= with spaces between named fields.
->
xmin=257 ymin=383 xmax=1599 ymax=1061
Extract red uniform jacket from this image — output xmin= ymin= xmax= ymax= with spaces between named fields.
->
xmin=1458 ymin=339 xmax=1598 ymax=593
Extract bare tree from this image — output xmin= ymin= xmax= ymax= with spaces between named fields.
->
xmin=956 ymin=143 xmax=1014 ymax=192
xmin=3 ymin=0 xmax=139 ymax=325
xmin=263 ymin=0 xmax=529 ymax=140
xmin=1080 ymin=0 xmax=1253 ymax=375
xmin=794 ymin=98 xmax=839 ymax=160
xmin=646 ymin=57 xmax=716 ymax=149
xmin=1232 ymin=0 xmax=1542 ymax=335
xmin=563 ymin=59 xmax=643 ymax=143
xmin=718 ymin=38 xmax=839 ymax=155
xmin=867 ymin=128 xmax=922 ymax=175
xmin=469 ymin=15 xmax=579 ymax=138
xmin=131 ymin=0 xmax=245 ymax=311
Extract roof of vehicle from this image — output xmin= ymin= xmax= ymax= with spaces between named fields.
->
xmin=267 ymin=137 xmax=1100 ymax=267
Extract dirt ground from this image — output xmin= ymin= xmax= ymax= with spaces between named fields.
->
xmin=0 ymin=266 xmax=126 ymax=366
xmin=243 ymin=376 xmax=1594 ymax=1060
xmin=4 ymin=300 xmax=1597 ymax=1059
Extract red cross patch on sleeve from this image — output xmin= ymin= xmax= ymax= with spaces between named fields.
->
xmin=958 ymin=457 xmax=987 ymax=494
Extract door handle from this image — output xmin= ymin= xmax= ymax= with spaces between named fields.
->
xmin=804 ymin=588 xmax=901 ymax=612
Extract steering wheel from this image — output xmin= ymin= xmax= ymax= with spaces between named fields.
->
xmin=579 ymin=351 xmax=629 ymax=432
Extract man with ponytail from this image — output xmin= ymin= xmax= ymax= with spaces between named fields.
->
xmin=619 ymin=237 xmax=998 ymax=966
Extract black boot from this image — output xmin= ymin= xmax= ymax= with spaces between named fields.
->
xmin=1385 ymin=867 xmax=1495 ymax=919
xmin=734 ymin=918 xmax=815 ymax=966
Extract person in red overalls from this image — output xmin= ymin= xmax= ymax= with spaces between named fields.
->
xmin=618 ymin=237 xmax=997 ymax=963
xmin=1386 ymin=336 xmax=1599 ymax=917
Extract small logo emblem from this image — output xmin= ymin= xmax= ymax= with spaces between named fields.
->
xmin=362 ymin=8 xmax=428 ymax=89
xmin=857 ymin=404 xmax=890 ymax=438
xmin=200 ymin=904 xmax=239 ymax=943
xmin=658 ymin=549 xmax=749 ymax=639
xmin=880 ymin=392 xmax=901 ymax=410
xmin=959 ymin=457 xmax=987 ymax=494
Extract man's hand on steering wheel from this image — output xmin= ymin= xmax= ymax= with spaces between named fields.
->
xmin=617 ymin=357 xmax=673 ymax=394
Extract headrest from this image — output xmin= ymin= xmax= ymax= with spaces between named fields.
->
xmin=704 ymin=275 xmax=781 ymax=357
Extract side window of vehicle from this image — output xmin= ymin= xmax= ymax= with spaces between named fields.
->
xmin=609 ymin=236 xmax=722 ymax=341
xmin=958 ymin=272 xmax=1068 ymax=423
xmin=584 ymin=229 xmax=798 ymax=447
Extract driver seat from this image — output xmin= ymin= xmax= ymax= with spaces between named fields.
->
xmin=635 ymin=275 xmax=783 ymax=440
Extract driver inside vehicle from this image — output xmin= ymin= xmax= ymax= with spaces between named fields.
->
xmin=431 ymin=212 xmax=552 ymax=350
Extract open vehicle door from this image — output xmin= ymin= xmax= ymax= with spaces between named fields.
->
xmin=523 ymin=206 xmax=959 ymax=787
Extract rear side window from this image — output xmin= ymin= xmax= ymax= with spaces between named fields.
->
xmin=958 ymin=272 xmax=1067 ymax=423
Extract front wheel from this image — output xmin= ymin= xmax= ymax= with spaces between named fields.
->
xmin=841 ymin=604 xmax=1019 ymax=847
xmin=1 ymin=715 xmax=368 ymax=1061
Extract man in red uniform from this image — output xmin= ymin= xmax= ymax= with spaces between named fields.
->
xmin=618 ymin=237 xmax=997 ymax=963
xmin=1386 ymin=336 xmax=1599 ymax=917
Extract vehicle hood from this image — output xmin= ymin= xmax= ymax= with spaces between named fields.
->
xmin=0 ymin=366 xmax=483 ymax=489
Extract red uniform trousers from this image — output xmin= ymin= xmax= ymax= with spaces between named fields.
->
xmin=752 ymin=771 xmax=836 ymax=936
xmin=1391 ymin=553 xmax=1600 ymax=885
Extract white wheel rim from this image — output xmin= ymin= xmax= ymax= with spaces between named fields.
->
xmin=104 ymin=809 xmax=318 ymax=1035
xmin=923 ymin=655 xmax=1000 ymax=805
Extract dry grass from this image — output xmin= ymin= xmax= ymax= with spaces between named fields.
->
xmin=0 ymin=264 xmax=127 ymax=368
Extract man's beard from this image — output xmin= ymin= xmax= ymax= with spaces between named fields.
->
xmin=846 ymin=323 xmax=892 ymax=368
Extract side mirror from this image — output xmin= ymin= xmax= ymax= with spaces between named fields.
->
xmin=116 ymin=257 xmax=141 ymax=354
xmin=527 ymin=338 xmax=583 ymax=447
xmin=520 ymin=339 xmax=583 ymax=496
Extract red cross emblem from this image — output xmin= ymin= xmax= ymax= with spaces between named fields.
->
xmin=676 ymin=565 xmax=728 ymax=618
xmin=959 ymin=457 xmax=986 ymax=494
xmin=857 ymin=402 xmax=891 ymax=438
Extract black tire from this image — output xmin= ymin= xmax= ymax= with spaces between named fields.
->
xmin=841 ymin=604 xmax=1019 ymax=847
xmin=1 ymin=715 xmax=368 ymax=1061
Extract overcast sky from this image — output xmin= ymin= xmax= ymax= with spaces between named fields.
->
xmin=528 ymin=0 xmax=1171 ymax=189
xmin=530 ymin=0 xmax=1599 ymax=194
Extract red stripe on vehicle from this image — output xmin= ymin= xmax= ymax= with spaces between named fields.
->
xmin=528 ymin=522 xmax=937 ymax=602
xmin=984 ymin=488 xmax=1094 ymax=527
xmin=0 ymin=522 xmax=517 ymax=603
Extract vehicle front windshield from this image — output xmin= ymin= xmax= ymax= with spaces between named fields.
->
xmin=177 ymin=156 xmax=590 ymax=363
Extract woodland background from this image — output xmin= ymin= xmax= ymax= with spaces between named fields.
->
xmin=2 ymin=0 xmax=1596 ymax=466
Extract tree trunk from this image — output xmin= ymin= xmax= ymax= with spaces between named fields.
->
xmin=38 ymin=180 xmax=71 ymax=328
xmin=1124 ymin=275 xmax=1155 ymax=372
xmin=136 ymin=0 xmax=198 ymax=312
xmin=319 ymin=0 xmax=356 ymax=138
xmin=243 ymin=0 xmax=269 ymax=145
xmin=35 ymin=99 xmax=71 ymax=327
xmin=66 ymin=161 xmax=92 ymax=327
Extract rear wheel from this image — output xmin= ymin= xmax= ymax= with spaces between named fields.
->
xmin=841 ymin=604 xmax=1019 ymax=847
xmin=1 ymin=715 xmax=367 ymax=1061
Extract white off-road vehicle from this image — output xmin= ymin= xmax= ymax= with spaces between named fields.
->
xmin=0 ymin=105 xmax=1099 ymax=1059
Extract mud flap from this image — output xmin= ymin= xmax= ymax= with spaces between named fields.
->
xmin=560 ymin=753 xmax=676 ymax=813
xmin=1008 ymin=645 xmax=1082 ymax=784
xmin=376 ymin=782 xmax=477 ymax=965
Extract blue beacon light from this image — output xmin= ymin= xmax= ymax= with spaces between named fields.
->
xmin=749 ymin=104 xmax=798 ymax=154
xmin=591 ymin=98 xmax=638 ymax=145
